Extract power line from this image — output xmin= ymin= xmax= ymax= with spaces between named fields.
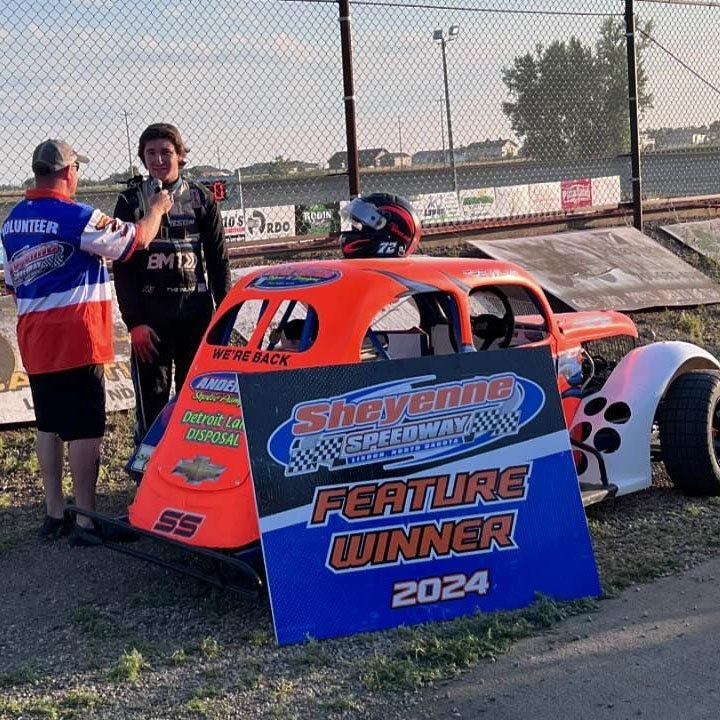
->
xmin=637 ymin=27 xmax=720 ymax=98
xmin=280 ymin=0 xmax=621 ymax=18
xmin=638 ymin=0 xmax=720 ymax=9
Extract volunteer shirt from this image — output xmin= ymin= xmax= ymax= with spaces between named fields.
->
xmin=0 ymin=189 xmax=140 ymax=374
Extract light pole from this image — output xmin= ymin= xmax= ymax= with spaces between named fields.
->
xmin=438 ymin=98 xmax=446 ymax=167
xmin=433 ymin=25 xmax=459 ymax=198
xmin=123 ymin=109 xmax=133 ymax=178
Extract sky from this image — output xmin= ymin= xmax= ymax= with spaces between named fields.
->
xmin=1 ymin=0 xmax=720 ymax=185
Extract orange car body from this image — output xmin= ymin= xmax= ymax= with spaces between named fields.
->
xmin=128 ymin=257 xmax=638 ymax=549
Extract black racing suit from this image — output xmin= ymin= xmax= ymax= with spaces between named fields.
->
xmin=113 ymin=176 xmax=231 ymax=445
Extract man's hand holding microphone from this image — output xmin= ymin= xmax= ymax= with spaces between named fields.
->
xmin=130 ymin=179 xmax=171 ymax=363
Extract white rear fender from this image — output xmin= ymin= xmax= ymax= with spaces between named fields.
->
xmin=571 ymin=341 xmax=720 ymax=496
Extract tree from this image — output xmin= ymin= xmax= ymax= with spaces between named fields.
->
xmin=502 ymin=18 xmax=653 ymax=161
xmin=268 ymin=156 xmax=291 ymax=177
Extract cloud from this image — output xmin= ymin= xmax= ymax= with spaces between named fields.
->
xmin=270 ymin=32 xmax=311 ymax=61
xmin=70 ymin=0 xmax=114 ymax=7
xmin=138 ymin=35 xmax=211 ymax=55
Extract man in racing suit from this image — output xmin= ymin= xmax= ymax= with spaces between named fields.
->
xmin=113 ymin=123 xmax=231 ymax=446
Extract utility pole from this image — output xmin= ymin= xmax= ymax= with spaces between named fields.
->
xmin=123 ymin=109 xmax=133 ymax=177
xmin=338 ymin=0 xmax=360 ymax=196
xmin=398 ymin=117 xmax=403 ymax=154
xmin=625 ymin=0 xmax=643 ymax=230
xmin=439 ymin=99 xmax=446 ymax=167
xmin=217 ymin=144 xmax=222 ymax=171
xmin=435 ymin=27 xmax=459 ymax=200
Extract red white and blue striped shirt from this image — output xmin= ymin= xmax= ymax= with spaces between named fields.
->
xmin=0 ymin=189 xmax=141 ymax=374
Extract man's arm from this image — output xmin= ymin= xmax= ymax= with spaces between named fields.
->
xmin=111 ymin=192 xmax=145 ymax=332
xmin=199 ymin=190 xmax=231 ymax=309
xmin=81 ymin=190 xmax=171 ymax=261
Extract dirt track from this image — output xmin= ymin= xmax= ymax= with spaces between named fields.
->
xmin=416 ymin=554 xmax=720 ymax=720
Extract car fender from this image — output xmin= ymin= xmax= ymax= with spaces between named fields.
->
xmin=570 ymin=341 xmax=720 ymax=496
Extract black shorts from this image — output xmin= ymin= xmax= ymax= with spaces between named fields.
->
xmin=29 ymin=365 xmax=106 ymax=441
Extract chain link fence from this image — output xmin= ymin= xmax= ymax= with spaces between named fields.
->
xmin=352 ymin=0 xmax=628 ymax=227
xmin=637 ymin=0 xmax=720 ymax=200
xmin=1 ymin=0 xmax=718 ymax=244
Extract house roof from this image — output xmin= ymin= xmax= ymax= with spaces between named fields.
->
xmin=464 ymin=138 xmax=517 ymax=151
xmin=329 ymin=148 xmax=388 ymax=164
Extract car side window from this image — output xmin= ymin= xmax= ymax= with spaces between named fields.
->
xmin=263 ymin=301 xmax=318 ymax=352
xmin=361 ymin=291 xmax=462 ymax=361
xmin=469 ymin=285 xmax=549 ymax=351
xmin=206 ymin=299 xmax=268 ymax=347
xmin=206 ymin=299 xmax=319 ymax=352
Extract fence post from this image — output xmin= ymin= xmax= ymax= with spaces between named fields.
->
xmin=339 ymin=0 xmax=360 ymax=197
xmin=625 ymin=0 xmax=643 ymax=231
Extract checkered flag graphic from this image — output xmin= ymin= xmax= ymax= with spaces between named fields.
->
xmin=465 ymin=407 xmax=521 ymax=442
xmin=286 ymin=434 xmax=345 ymax=476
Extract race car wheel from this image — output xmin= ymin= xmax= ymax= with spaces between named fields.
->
xmin=660 ymin=369 xmax=720 ymax=495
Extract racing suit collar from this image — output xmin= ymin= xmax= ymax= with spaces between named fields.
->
xmin=25 ymin=188 xmax=73 ymax=202
xmin=165 ymin=176 xmax=184 ymax=195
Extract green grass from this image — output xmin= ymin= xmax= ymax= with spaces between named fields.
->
xmin=361 ymin=595 xmax=597 ymax=690
xmin=108 ymin=648 xmax=151 ymax=684
xmin=293 ymin=637 xmax=331 ymax=668
xmin=61 ymin=688 xmax=104 ymax=711
xmin=0 ymin=667 xmax=36 ymax=687
xmin=678 ymin=310 xmax=705 ymax=342
xmin=68 ymin=604 xmax=107 ymax=635
xmin=320 ymin=694 xmax=364 ymax=713
xmin=199 ymin=636 xmax=220 ymax=659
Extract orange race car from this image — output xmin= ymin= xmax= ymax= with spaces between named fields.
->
xmin=71 ymin=194 xmax=720 ymax=597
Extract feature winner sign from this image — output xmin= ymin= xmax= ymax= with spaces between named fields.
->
xmin=239 ymin=349 xmax=600 ymax=645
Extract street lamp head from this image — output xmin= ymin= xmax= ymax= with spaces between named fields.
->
xmin=448 ymin=25 xmax=460 ymax=39
xmin=432 ymin=29 xmax=444 ymax=42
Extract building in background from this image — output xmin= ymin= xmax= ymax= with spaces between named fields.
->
xmin=328 ymin=148 xmax=388 ymax=170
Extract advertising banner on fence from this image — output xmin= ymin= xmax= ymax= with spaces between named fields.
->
xmin=220 ymin=207 xmax=247 ymax=242
xmin=459 ymin=188 xmax=497 ymax=220
xmin=494 ymin=184 xmax=530 ymax=218
xmin=528 ymin=181 xmax=562 ymax=214
xmin=410 ymin=192 xmax=462 ymax=226
xmin=561 ymin=178 xmax=592 ymax=210
xmin=244 ymin=205 xmax=295 ymax=241
xmin=0 ymin=294 xmax=135 ymax=424
xmin=295 ymin=202 xmax=340 ymax=236
xmin=591 ymin=176 xmax=621 ymax=207
xmin=239 ymin=348 xmax=600 ymax=645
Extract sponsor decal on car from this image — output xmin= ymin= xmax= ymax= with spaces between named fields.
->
xmin=173 ymin=456 xmax=226 ymax=485
xmin=248 ymin=266 xmax=341 ymax=290
xmin=189 ymin=372 xmax=241 ymax=406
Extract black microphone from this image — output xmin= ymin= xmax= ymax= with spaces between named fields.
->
xmin=149 ymin=178 xmax=163 ymax=194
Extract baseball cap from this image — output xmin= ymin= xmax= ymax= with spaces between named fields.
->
xmin=32 ymin=139 xmax=90 ymax=174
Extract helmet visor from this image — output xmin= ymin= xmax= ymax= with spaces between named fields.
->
xmin=341 ymin=197 xmax=388 ymax=231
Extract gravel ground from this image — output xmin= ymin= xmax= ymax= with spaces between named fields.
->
xmin=3 ymin=221 xmax=720 ymax=719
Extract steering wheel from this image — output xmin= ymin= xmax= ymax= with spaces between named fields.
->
xmin=471 ymin=288 xmax=514 ymax=350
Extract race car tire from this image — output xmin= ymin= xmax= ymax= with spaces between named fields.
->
xmin=660 ymin=369 xmax=720 ymax=495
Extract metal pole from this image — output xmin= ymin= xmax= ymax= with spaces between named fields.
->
xmin=236 ymin=167 xmax=246 ymax=237
xmin=398 ymin=117 xmax=403 ymax=154
xmin=123 ymin=110 xmax=133 ymax=177
xmin=439 ymin=99 xmax=446 ymax=167
xmin=625 ymin=0 xmax=643 ymax=230
xmin=339 ymin=0 xmax=360 ymax=197
xmin=440 ymin=37 xmax=459 ymax=199
xmin=217 ymin=145 xmax=222 ymax=171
